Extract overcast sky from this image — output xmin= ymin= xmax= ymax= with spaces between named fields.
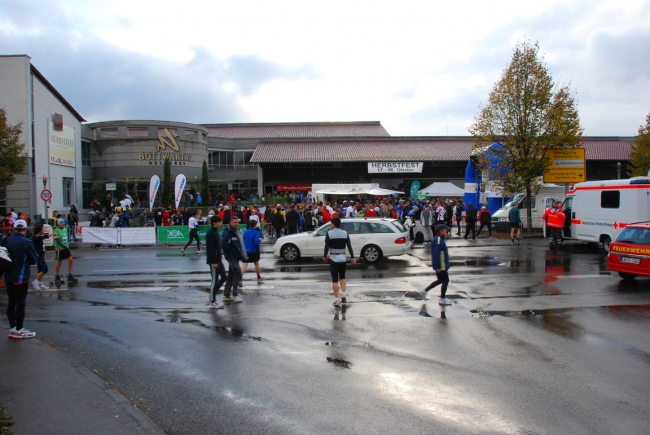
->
xmin=1 ymin=0 xmax=649 ymax=136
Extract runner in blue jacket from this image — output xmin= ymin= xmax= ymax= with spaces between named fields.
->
xmin=422 ymin=224 xmax=452 ymax=305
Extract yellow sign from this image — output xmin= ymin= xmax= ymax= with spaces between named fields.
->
xmin=543 ymin=148 xmax=586 ymax=183
xmin=157 ymin=128 xmax=180 ymax=152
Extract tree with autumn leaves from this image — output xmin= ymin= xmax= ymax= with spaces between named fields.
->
xmin=628 ymin=113 xmax=650 ymax=177
xmin=0 ymin=108 xmax=28 ymax=187
xmin=469 ymin=41 xmax=583 ymax=232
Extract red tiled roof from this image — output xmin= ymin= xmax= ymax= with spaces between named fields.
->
xmin=583 ymin=140 xmax=633 ymax=160
xmin=203 ymin=122 xmax=390 ymax=139
xmin=251 ymin=138 xmax=634 ymax=163
xmin=251 ymin=139 xmax=473 ymax=163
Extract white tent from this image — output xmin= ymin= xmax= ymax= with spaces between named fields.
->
xmin=417 ymin=182 xmax=464 ymax=197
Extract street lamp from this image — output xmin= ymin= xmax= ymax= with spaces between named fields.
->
xmin=617 ymin=162 xmax=621 ymax=180
xmin=42 ymin=175 xmax=48 ymax=220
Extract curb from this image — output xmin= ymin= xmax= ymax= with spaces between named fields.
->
xmin=77 ymin=367 xmax=166 ymax=435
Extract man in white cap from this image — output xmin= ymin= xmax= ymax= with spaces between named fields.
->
xmin=3 ymin=219 xmax=40 ymax=339
xmin=53 ymin=218 xmax=78 ymax=284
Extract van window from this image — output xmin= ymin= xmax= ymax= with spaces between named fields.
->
xmin=601 ymin=191 xmax=620 ymax=209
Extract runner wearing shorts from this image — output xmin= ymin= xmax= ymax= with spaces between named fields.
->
xmin=323 ymin=217 xmax=356 ymax=306
xmin=53 ymin=218 xmax=78 ymax=284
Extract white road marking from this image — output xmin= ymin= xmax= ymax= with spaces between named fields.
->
xmin=113 ymin=287 xmax=171 ymax=292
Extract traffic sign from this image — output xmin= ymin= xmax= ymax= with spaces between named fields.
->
xmin=543 ymin=148 xmax=586 ymax=183
xmin=40 ymin=189 xmax=52 ymax=201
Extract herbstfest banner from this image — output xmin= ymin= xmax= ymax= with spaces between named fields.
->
xmin=156 ymin=224 xmax=253 ymax=243
xmin=174 ymin=174 xmax=186 ymax=210
xmin=149 ymin=175 xmax=160 ymax=212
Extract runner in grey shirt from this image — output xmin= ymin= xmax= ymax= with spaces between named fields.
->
xmin=420 ymin=204 xmax=434 ymax=243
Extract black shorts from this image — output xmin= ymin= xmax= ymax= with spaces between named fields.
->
xmin=244 ymin=252 xmax=260 ymax=263
xmin=37 ymin=253 xmax=48 ymax=273
xmin=510 ymin=223 xmax=522 ymax=228
xmin=56 ymin=249 xmax=71 ymax=261
xmin=329 ymin=261 xmax=347 ymax=283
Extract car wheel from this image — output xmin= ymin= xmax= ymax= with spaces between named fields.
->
xmin=362 ymin=245 xmax=382 ymax=263
xmin=602 ymin=236 xmax=611 ymax=253
xmin=281 ymin=244 xmax=300 ymax=262
xmin=618 ymin=272 xmax=638 ymax=281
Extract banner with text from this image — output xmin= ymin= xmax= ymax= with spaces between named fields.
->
xmin=49 ymin=121 xmax=76 ymax=167
xmin=157 ymin=225 xmax=249 ymax=243
xmin=149 ymin=175 xmax=160 ymax=211
xmin=174 ymin=174 xmax=186 ymax=210
xmin=368 ymin=162 xmax=423 ymax=173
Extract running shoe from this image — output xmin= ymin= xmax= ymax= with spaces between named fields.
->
xmin=257 ymin=276 xmax=264 ymax=282
xmin=340 ymin=292 xmax=347 ymax=303
xmin=238 ymin=281 xmax=244 ymax=288
xmin=39 ymin=282 xmax=50 ymax=291
xmin=209 ymin=302 xmax=224 ymax=309
xmin=516 ymin=239 xmax=521 ymax=245
xmin=54 ymin=275 xmax=64 ymax=284
xmin=17 ymin=328 xmax=36 ymax=339
xmin=222 ymin=295 xmax=234 ymax=301
xmin=32 ymin=279 xmax=40 ymax=290
xmin=180 ymin=249 xmax=186 ymax=256
xmin=197 ymin=250 xmax=204 ymax=255
xmin=420 ymin=290 xmax=428 ymax=300
xmin=8 ymin=328 xmax=22 ymax=340
xmin=232 ymin=296 xmax=243 ymax=303
xmin=333 ymin=298 xmax=341 ymax=306
xmin=439 ymin=298 xmax=452 ymax=305
xmin=67 ymin=275 xmax=78 ymax=283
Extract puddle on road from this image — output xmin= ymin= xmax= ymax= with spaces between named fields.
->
xmin=155 ymin=313 xmax=263 ymax=342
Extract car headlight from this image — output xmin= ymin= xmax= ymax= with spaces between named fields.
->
xmin=499 ymin=217 xmax=507 ymax=222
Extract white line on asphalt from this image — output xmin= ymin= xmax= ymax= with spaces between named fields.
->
xmin=94 ymin=269 xmax=183 ymax=273
xmin=113 ymin=287 xmax=171 ymax=292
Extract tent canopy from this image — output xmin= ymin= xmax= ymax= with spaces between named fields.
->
xmin=316 ymin=188 xmax=403 ymax=196
xmin=417 ymin=182 xmax=464 ymax=197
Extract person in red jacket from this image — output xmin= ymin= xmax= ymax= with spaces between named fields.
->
xmin=321 ymin=205 xmax=331 ymax=224
xmin=542 ymin=200 xmax=565 ymax=247
xmin=162 ymin=208 xmax=172 ymax=226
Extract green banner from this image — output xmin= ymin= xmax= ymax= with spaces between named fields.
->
xmin=156 ymin=225 xmax=250 ymax=243
xmin=409 ymin=180 xmax=421 ymax=199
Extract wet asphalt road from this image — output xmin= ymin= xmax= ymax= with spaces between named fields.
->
xmin=3 ymin=237 xmax=650 ymax=434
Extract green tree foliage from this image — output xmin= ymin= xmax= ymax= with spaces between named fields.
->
xmin=162 ymin=158 xmax=172 ymax=206
xmin=469 ymin=41 xmax=583 ymax=232
xmin=628 ymin=113 xmax=650 ymax=177
xmin=0 ymin=108 xmax=28 ymax=187
xmin=201 ymin=160 xmax=209 ymax=201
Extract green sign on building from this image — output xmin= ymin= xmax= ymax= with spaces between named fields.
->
xmin=156 ymin=225 xmax=250 ymax=243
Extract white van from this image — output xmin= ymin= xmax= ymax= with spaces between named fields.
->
xmin=561 ymin=177 xmax=650 ymax=251
xmin=491 ymin=185 xmax=566 ymax=232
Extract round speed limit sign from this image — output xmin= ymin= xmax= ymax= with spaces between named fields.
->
xmin=40 ymin=189 xmax=52 ymax=202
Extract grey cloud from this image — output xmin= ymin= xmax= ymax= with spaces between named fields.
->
xmin=0 ymin=0 xmax=319 ymax=123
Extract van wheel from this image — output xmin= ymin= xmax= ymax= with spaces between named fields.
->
xmin=281 ymin=244 xmax=300 ymax=262
xmin=362 ymin=245 xmax=382 ymax=263
xmin=618 ymin=272 xmax=637 ymax=281
xmin=602 ymin=236 xmax=611 ymax=253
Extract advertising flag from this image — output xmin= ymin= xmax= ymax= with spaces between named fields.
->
xmin=148 ymin=175 xmax=160 ymax=211
xmin=409 ymin=180 xmax=421 ymax=199
xmin=174 ymin=174 xmax=186 ymax=210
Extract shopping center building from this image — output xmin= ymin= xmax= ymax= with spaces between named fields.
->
xmin=0 ymin=54 xmax=636 ymax=220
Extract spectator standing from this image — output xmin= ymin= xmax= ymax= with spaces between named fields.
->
xmin=205 ymin=215 xmax=226 ymax=309
xmin=477 ymin=206 xmax=492 ymax=238
xmin=464 ymin=203 xmax=477 ymax=240
xmin=509 ymin=203 xmax=522 ymax=245
xmin=241 ymin=220 xmax=264 ymax=282
xmin=3 ymin=219 xmax=40 ymax=339
xmin=221 ymin=216 xmax=246 ymax=303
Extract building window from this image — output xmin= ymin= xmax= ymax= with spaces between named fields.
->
xmin=81 ymin=141 xmax=92 ymax=167
xmin=208 ymin=150 xmax=256 ymax=170
xmin=63 ymin=178 xmax=74 ymax=206
xmin=82 ymin=182 xmax=93 ymax=209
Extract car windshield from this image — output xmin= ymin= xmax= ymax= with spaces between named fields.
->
xmin=390 ymin=221 xmax=407 ymax=233
xmin=504 ymin=194 xmax=525 ymax=208
xmin=615 ymin=227 xmax=650 ymax=244
xmin=315 ymin=225 xmax=332 ymax=237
